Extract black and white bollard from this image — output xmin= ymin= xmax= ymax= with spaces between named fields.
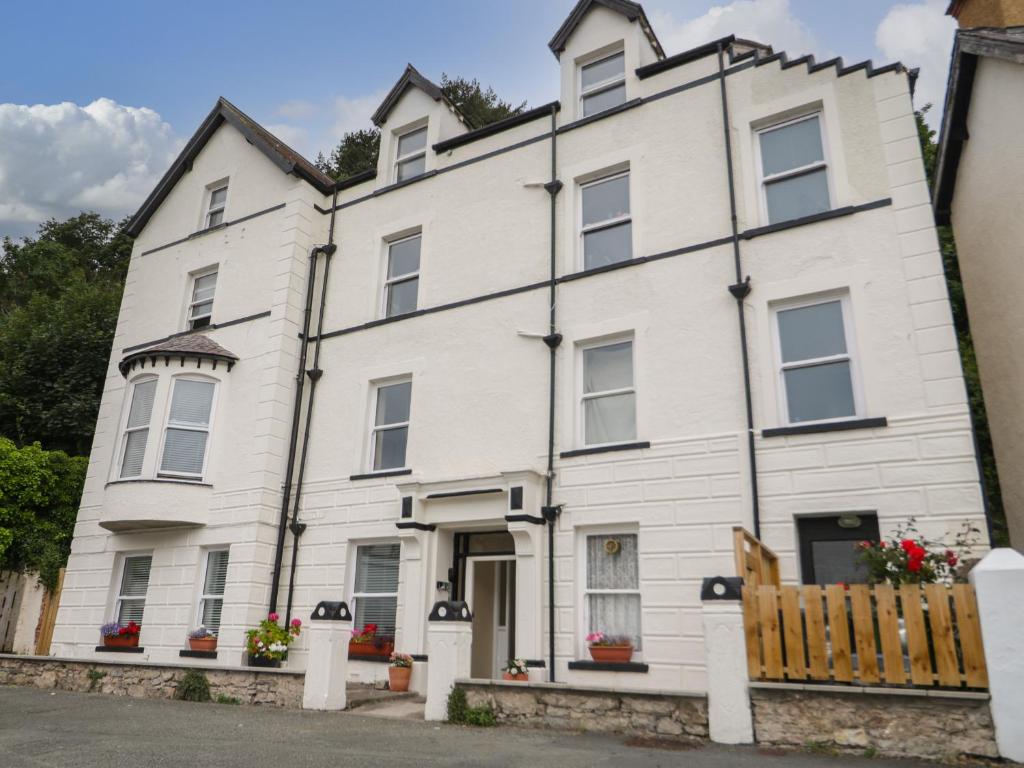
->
xmin=302 ymin=600 xmax=352 ymax=711
xmin=424 ymin=600 xmax=473 ymax=721
xmin=701 ymin=576 xmax=754 ymax=744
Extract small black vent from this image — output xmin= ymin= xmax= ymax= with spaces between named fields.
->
xmin=510 ymin=486 xmax=523 ymax=510
xmin=401 ymin=496 xmax=412 ymax=518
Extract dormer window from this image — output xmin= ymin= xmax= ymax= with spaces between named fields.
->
xmin=205 ymin=183 xmax=228 ymax=228
xmin=395 ymin=126 xmax=427 ymax=182
xmin=580 ymin=50 xmax=625 ymax=117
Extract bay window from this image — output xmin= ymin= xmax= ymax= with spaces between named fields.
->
xmin=160 ymin=378 xmax=216 ymax=478
xmin=119 ymin=378 xmax=157 ymax=479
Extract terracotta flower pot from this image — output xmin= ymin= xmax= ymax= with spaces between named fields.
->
xmin=348 ymin=639 xmax=394 ymax=658
xmin=188 ymin=636 xmax=218 ymax=652
xmin=388 ymin=665 xmax=412 ymax=692
xmin=103 ymin=634 xmax=140 ymax=649
xmin=502 ymin=672 xmax=529 ymax=681
xmin=588 ymin=644 xmax=633 ymax=663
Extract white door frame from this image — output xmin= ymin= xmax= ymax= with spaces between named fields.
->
xmin=466 ymin=555 xmax=515 ymax=678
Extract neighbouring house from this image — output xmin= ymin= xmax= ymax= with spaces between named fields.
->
xmin=51 ymin=0 xmax=987 ymax=694
xmin=933 ymin=1 xmax=1024 ymax=550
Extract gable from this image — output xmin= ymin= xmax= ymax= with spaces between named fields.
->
xmin=548 ymin=0 xmax=664 ymax=60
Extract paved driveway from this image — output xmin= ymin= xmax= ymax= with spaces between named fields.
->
xmin=0 ymin=686 xmax=937 ymax=767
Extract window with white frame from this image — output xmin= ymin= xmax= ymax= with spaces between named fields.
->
xmin=119 ymin=378 xmax=157 ymax=478
xmin=115 ymin=554 xmax=152 ymax=625
xmin=757 ymin=113 xmax=830 ymax=224
xmin=383 ymin=235 xmax=420 ymax=317
xmin=581 ymin=339 xmax=636 ymax=446
xmin=579 ymin=50 xmax=626 ymax=117
xmin=394 ymin=126 xmax=427 ymax=182
xmin=187 ymin=269 xmax=217 ymax=329
xmin=581 ymin=170 xmax=631 ymax=270
xmin=159 ymin=378 xmax=216 ymax=478
xmin=197 ymin=549 xmax=229 ymax=633
xmin=205 ymin=184 xmax=228 ymax=228
xmin=584 ymin=532 xmax=641 ymax=650
xmin=352 ymin=543 xmax=401 ymax=637
xmin=773 ymin=295 xmax=859 ymax=424
xmin=370 ymin=379 xmax=411 ymax=471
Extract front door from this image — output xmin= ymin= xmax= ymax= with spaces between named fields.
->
xmin=467 ymin=558 xmax=516 ymax=678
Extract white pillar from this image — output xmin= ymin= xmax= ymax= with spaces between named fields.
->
xmin=701 ymin=577 xmax=754 ymax=745
xmin=970 ymin=548 xmax=1024 ymax=763
xmin=302 ymin=601 xmax=352 ymax=711
xmin=424 ymin=601 xmax=473 ymax=721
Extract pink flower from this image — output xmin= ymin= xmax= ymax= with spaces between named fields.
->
xmin=291 ymin=618 xmax=302 ymax=628
xmin=268 ymin=612 xmax=279 ymax=622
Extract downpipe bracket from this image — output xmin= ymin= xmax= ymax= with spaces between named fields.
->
xmin=306 ymin=368 xmax=323 ymax=382
xmin=728 ymin=276 xmax=752 ymax=300
xmin=541 ymin=504 xmax=563 ymax=522
xmin=542 ymin=332 xmax=563 ymax=349
xmin=544 ymin=179 xmax=563 ymax=196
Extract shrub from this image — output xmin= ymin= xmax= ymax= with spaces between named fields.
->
xmin=446 ymin=687 xmax=496 ymax=727
xmin=175 ymin=669 xmax=211 ymax=702
xmin=215 ymin=694 xmax=242 ymax=705
xmin=86 ymin=669 xmax=105 ymax=692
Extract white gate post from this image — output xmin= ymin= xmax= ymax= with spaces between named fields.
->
xmin=424 ymin=600 xmax=473 ymax=721
xmin=701 ymin=576 xmax=754 ymax=744
xmin=970 ymin=548 xmax=1024 ymax=763
xmin=302 ymin=600 xmax=352 ymax=711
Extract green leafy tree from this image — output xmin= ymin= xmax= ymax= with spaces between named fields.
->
xmin=315 ymin=75 xmax=526 ymax=181
xmin=915 ymin=105 xmax=1006 ymax=545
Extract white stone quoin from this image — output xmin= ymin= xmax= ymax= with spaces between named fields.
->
xmin=701 ymin=582 xmax=754 ymax=744
xmin=970 ymin=548 xmax=1024 ymax=762
xmin=425 ymin=602 xmax=473 ymax=721
xmin=302 ymin=603 xmax=352 ymax=711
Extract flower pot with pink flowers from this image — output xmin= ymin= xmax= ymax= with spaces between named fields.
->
xmin=245 ymin=612 xmax=301 ymax=668
xmin=388 ymin=652 xmax=413 ymax=691
xmin=586 ymin=632 xmax=634 ymax=663
xmin=502 ymin=658 xmax=529 ymax=681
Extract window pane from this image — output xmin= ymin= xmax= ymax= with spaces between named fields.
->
xmin=200 ymin=597 xmax=223 ymax=630
xmin=203 ymin=550 xmax=229 ymax=596
xmin=386 ymin=277 xmax=419 ymax=317
xmin=587 ymin=593 xmax=641 ymax=649
xmin=586 ymin=534 xmax=638 ymax=589
xmin=397 ymin=127 xmax=427 ymax=157
xmin=810 ymin=540 xmax=869 ymax=585
xmin=190 ymin=300 xmax=213 ymax=320
xmin=582 ymin=52 xmax=624 ymax=90
xmin=582 ymin=82 xmax=627 ymax=116
xmin=161 ymin=428 xmax=209 ymax=474
xmin=354 ymin=596 xmax=398 ymax=637
xmin=192 ymin=273 xmax=217 ymax=301
xmin=582 ymin=175 xmax=629 ymax=227
xmin=759 ymin=116 xmax=824 ymax=176
xmin=373 ymin=426 xmax=408 ymax=470
xmin=396 ymin=155 xmax=426 ymax=181
xmin=584 ymin=341 xmax=633 ymax=394
xmin=121 ymin=556 xmax=152 ymax=597
xmin=777 ymin=300 xmax=846 ymax=363
xmin=118 ymin=599 xmax=147 ymax=625
xmin=583 ymin=221 xmax=632 ymax=269
xmin=169 ymin=380 xmax=215 ymax=426
xmin=207 ymin=209 xmax=224 ymax=227
xmin=120 ymin=429 xmax=149 ymax=478
xmin=585 ymin=392 xmax=636 ymax=445
xmin=375 ymin=382 xmax=411 ymax=426
xmin=127 ymin=380 xmax=156 ymax=429
xmin=355 ymin=544 xmax=401 ymax=593
xmin=784 ymin=361 xmax=856 ymax=423
xmin=765 ymin=168 xmax=829 ymax=224
xmin=388 ymin=237 xmax=420 ymax=278
xmin=209 ymin=187 xmax=227 ymax=208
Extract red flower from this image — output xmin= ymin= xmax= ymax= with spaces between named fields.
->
xmin=879 ymin=541 xmax=887 ymax=548
xmin=907 ymin=558 xmax=923 ymax=573
xmin=857 ymin=541 xmax=872 ymax=550
xmin=946 ymin=550 xmax=959 ymax=567
xmin=118 ymin=627 xmax=127 ymax=635
xmin=900 ymin=539 xmax=917 ymax=553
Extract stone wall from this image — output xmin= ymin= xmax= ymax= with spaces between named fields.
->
xmin=0 ymin=654 xmax=303 ymax=707
xmin=750 ymin=685 xmax=998 ymax=761
xmin=458 ymin=680 xmax=708 ymax=740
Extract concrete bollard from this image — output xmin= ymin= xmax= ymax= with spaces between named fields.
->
xmin=701 ymin=576 xmax=754 ymax=745
xmin=970 ymin=548 xmax=1024 ymax=763
xmin=302 ymin=601 xmax=352 ymax=711
xmin=424 ymin=600 xmax=473 ymax=721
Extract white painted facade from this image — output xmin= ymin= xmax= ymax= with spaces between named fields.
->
xmin=53 ymin=1 xmax=987 ymax=694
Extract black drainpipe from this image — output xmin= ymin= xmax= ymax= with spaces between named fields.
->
xmin=541 ymin=104 xmax=563 ymax=683
xmin=268 ymin=189 xmax=338 ymax=615
xmin=717 ymin=42 xmax=761 ymax=538
xmin=284 ymin=189 xmax=338 ymax=624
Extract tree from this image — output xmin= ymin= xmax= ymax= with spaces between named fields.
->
xmin=315 ymin=75 xmax=526 ymax=181
xmin=915 ymin=105 xmax=1007 ymax=545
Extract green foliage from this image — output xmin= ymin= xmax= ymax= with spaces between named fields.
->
xmin=86 ymin=668 xmax=106 ymax=692
xmin=215 ymin=694 xmax=242 ymax=705
xmin=175 ymin=669 xmax=212 ymax=702
xmin=0 ymin=437 xmax=87 ymax=589
xmin=314 ymin=128 xmax=381 ymax=182
xmin=446 ymin=686 xmax=496 ymax=727
xmin=914 ymin=107 xmax=1007 ymax=545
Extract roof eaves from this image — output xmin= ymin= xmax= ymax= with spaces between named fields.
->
xmin=933 ymin=33 xmax=979 ymax=225
xmin=548 ymin=0 xmax=664 ymax=60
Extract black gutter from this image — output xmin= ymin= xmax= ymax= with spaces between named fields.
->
xmin=636 ymin=35 xmax=736 ymax=79
xmin=284 ymin=189 xmax=338 ymax=625
xmin=717 ymin=42 xmax=761 ymax=539
xmin=933 ymin=50 xmax=977 ymax=226
xmin=541 ymin=104 xmax=563 ymax=683
xmin=433 ymin=102 xmax=561 ymax=154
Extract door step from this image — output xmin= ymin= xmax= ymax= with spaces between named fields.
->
xmin=345 ymin=683 xmax=419 ymax=711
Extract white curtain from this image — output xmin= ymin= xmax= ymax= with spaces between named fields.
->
xmin=586 ymin=534 xmax=641 ymax=648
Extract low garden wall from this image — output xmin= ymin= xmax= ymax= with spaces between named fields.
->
xmin=0 ymin=653 xmax=304 ymax=707
xmin=750 ymin=684 xmax=998 ymax=761
xmin=457 ymin=679 xmax=708 ymax=740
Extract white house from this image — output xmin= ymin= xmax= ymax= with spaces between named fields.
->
xmin=52 ymin=0 xmax=987 ymax=694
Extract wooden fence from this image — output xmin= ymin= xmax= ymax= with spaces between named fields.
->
xmin=742 ymin=583 xmax=988 ymax=690
xmin=34 ymin=568 xmax=64 ymax=656
xmin=733 ymin=527 xmax=780 ymax=589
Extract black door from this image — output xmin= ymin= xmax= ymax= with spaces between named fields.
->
xmin=797 ymin=514 xmax=880 ymax=585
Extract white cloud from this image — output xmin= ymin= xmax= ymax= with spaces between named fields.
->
xmin=274 ymin=99 xmax=318 ymax=121
xmin=0 ymin=98 xmax=181 ymax=239
xmin=875 ymin=0 xmax=956 ymax=121
xmin=649 ymin=0 xmax=823 ymax=59
xmin=264 ymin=123 xmax=310 ymax=153
xmin=329 ymin=90 xmax=387 ymax=138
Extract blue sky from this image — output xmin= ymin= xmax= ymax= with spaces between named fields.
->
xmin=0 ymin=0 xmax=955 ymax=240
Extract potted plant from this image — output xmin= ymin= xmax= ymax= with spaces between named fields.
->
xmin=100 ymin=621 xmax=141 ymax=648
xmin=188 ymin=626 xmax=218 ymax=652
xmin=586 ymin=632 xmax=634 ymax=663
xmin=245 ymin=612 xmax=301 ymax=668
xmin=388 ymin=652 xmax=413 ymax=692
xmin=348 ymin=623 xmax=395 ymax=659
xmin=502 ymin=658 xmax=529 ymax=681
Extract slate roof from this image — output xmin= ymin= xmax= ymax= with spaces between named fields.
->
xmin=548 ymin=0 xmax=665 ymax=60
xmin=119 ymin=332 xmax=239 ymax=376
xmin=370 ymin=64 xmax=470 ymax=128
